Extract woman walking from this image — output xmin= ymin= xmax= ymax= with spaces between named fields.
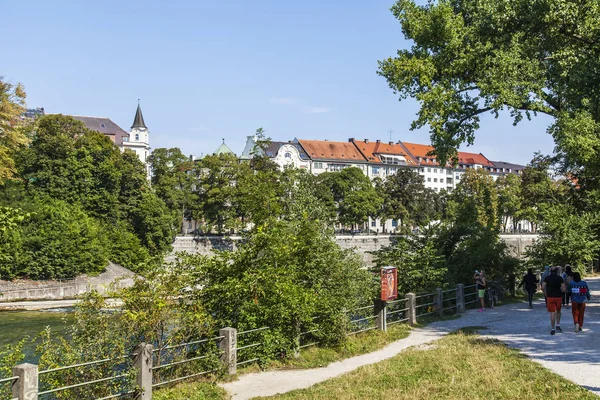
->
xmin=568 ymin=272 xmax=592 ymax=332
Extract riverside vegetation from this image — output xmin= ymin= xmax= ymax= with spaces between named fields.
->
xmin=4 ymin=0 xmax=600 ymax=393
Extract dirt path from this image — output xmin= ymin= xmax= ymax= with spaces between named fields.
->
xmin=220 ymin=277 xmax=600 ymax=399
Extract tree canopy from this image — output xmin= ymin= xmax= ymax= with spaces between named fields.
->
xmin=379 ymin=0 xmax=600 ymax=170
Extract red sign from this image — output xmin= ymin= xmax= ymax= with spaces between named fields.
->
xmin=381 ymin=266 xmax=398 ymax=301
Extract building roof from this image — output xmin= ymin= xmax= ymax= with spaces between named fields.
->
xmin=490 ymin=161 xmax=527 ymax=173
xmin=400 ymin=142 xmax=441 ymax=166
xmin=240 ymin=136 xmax=260 ymax=160
xmin=70 ymin=116 xmax=129 ymax=145
xmin=214 ymin=139 xmax=234 ymax=156
xmin=350 ymin=139 xmax=417 ymax=166
xmin=265 ymin=141 xmax=310 ymax=160
xmin=131 ymin=103 xmax=147 ymax=130
xmin=456 ymin=151 xmax=494 ymax=167
xmin=297 ymin=139 xmax=368 ymax=163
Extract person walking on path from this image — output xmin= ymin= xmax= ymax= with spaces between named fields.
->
xmin=542 ymin=266 xmax=566 ymax=335
xmin=562 ymin=265 xmax=574 ymax=308
xmin=568 ymin=272 xmax=592 ymax=332
xmin=518 ymin=268 xmax=539 ymax=308
xmin=540 ymin=266 xmax=550 ymax=305
xmin=474 ymin=269 xmax=486 ymax=312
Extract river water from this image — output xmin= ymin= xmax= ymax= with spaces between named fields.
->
xmin=0 ymin=310 xmax=72 ymax=362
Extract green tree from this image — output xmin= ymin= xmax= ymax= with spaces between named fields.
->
xmin=378 ymin=0 xmax=600 ymax=170
xmin=148 ymin=147 xmax=195 ymax=232
xmin=519 ymin=154 xmax=568 ymax=232
xmin=0 ymin=77 xmax=29 ymax=182
xmin=496 ymin=173 xmax=522 ymax=232
xmin=527 ymin=204 xmax=600 ymax=271
xmin=446 ymin=168 xmax=499 ymax=233
xmin=187 ymin=217 xmax=376 ymax=357
xmin=18 ymin=198 xmax=108 ymax=279
xmin=375 ymin=169 xmax=438 ymax=231
xmin=373 ymin=227 xmax=446 ymax=294
xmin=0 ymin=206 xmax=27 ymax=279
xmin=322 ymin=167 xmax=382 ymax=228
xmin=194 ymin=153 xmax=240 ymax=233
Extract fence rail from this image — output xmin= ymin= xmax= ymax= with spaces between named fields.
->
xmin=3 ymin=281 xmax=477 ymax=399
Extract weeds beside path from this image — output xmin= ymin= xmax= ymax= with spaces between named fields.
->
xmin=221 ymin=277 xmax=600 ymax=399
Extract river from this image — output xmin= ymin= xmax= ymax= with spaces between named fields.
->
xmin=0 ymin=310 xmax=72 ymax=362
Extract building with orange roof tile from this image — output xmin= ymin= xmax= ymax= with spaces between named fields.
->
xmin=297 ymin=139 xmax=369 ymax=174
xmin=349 ymin=138 xmax=417 ymax=179
xmin=399 ymin=141 xmax=456 ymax=192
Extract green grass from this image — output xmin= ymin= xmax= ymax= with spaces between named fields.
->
xmin=265 ymin=323 xmax=410 ymax=370
xmin=259 ymin=329 xmax=596 ymax=400
xmin=152 ymin=324 xmax=411 ymax=399
xmin=153 ymin=381 xmax=228 ymax=400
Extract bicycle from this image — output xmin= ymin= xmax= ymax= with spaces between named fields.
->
xmin=486 ymin=281 xmax=503 ymax=308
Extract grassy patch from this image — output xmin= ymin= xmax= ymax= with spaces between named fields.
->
xmin=153 ymin=381 xmax=229 ymax=400
xmin=260 ymin=331 xmax=596 ymax=400
xmin=265 ymin=323 xmax=410 ymax=370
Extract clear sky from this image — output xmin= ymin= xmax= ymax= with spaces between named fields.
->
xmin=2 ymin=0 xmax=555 ymax=165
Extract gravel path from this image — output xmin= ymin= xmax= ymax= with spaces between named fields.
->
xmin=220 ymin=277 xmax=600 ymax=399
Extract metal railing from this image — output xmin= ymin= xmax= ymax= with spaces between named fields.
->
xmin=235 ymin=326 xmax=269 ymax=367
xmin=4 ymin=281 xmax=478 ymax=399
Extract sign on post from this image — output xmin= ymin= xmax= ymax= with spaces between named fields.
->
xmin=380 ymin=266 xmax=398 ymax=301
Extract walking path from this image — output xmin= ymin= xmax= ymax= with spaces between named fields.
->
xmin=220 ymin=277 xmax=600 ymax=399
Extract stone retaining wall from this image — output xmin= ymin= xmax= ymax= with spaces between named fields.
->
xmin=0 ymin=263 xmax=136 ymax=302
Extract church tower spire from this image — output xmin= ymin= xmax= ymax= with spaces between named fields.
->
xmin=131 ymin=99 xmax=147 ymax=130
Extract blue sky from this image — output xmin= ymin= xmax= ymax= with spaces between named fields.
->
xmin=2 ymin=0 xmax=555 ymax=164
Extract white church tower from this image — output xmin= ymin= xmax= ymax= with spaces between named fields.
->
xmin=122 ymin=101 xmax=151 ymax=178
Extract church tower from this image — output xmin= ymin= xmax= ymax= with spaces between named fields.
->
xmin=122 ymin=101 xmax=151 ymax=178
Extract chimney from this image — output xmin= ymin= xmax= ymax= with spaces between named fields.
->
xmin=389 ymin=141 xmax=394 ymax=145
xmin=364 ymin=139 xmax=369 ymax=144
xmin=376 ymin=140 xmax=380 ymax=144
xmin=349 ymin=138 xmax=355 ymax=142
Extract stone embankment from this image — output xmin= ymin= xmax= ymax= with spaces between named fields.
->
xmin=0 ymin=263 xmax=135 ymax=303
xmin=170 ymin=234 xmax=538 ymax=266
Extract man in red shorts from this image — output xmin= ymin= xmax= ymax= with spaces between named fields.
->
xmin=542 ymin=266 xmax=566 ymax=335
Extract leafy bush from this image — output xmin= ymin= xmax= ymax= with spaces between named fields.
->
xmin=180 ymin=217 xmax=377 ymax=361
xmin=17 ymin=198 xmax=108 ymax=279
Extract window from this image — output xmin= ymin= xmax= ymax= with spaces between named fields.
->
xmin=392 ymin=220 xmax=398 ymax=227
xmin=440 ymin=178 xmax=444 ymax=183
xmin=371 ymin=221 xmax=376 ymax=227
xmin=420 ymin=168 xmax=425 ymax=172
xmin=427 ymin=168 xmax=431 ymax=172
xmin=427 ymin=177 xmax=431 ymax=182
xmin=284 ymin=152 xmax=292 ymax=159
xmin=434 ymin=178 xmax=437 ymax=183
xmin=372 ymin=167 xmax=379 ymax=175
xmin=188 ymin=222 xmax=192 ymax=229
xmin=434 ymin=168 xmax=437 ymax=173
xmin=135 ymin=133 xmax=139 ymax=141
xmin=456 ymin=175 xmax=460 ymax=180
xmin=314 ymin=162 xmax=323 ymax=169
xmin=123 ymin=137 xmax=129 ymax=142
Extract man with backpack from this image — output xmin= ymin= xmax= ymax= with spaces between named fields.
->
xmin=542 ymin=266 xmax=566 ymax=335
